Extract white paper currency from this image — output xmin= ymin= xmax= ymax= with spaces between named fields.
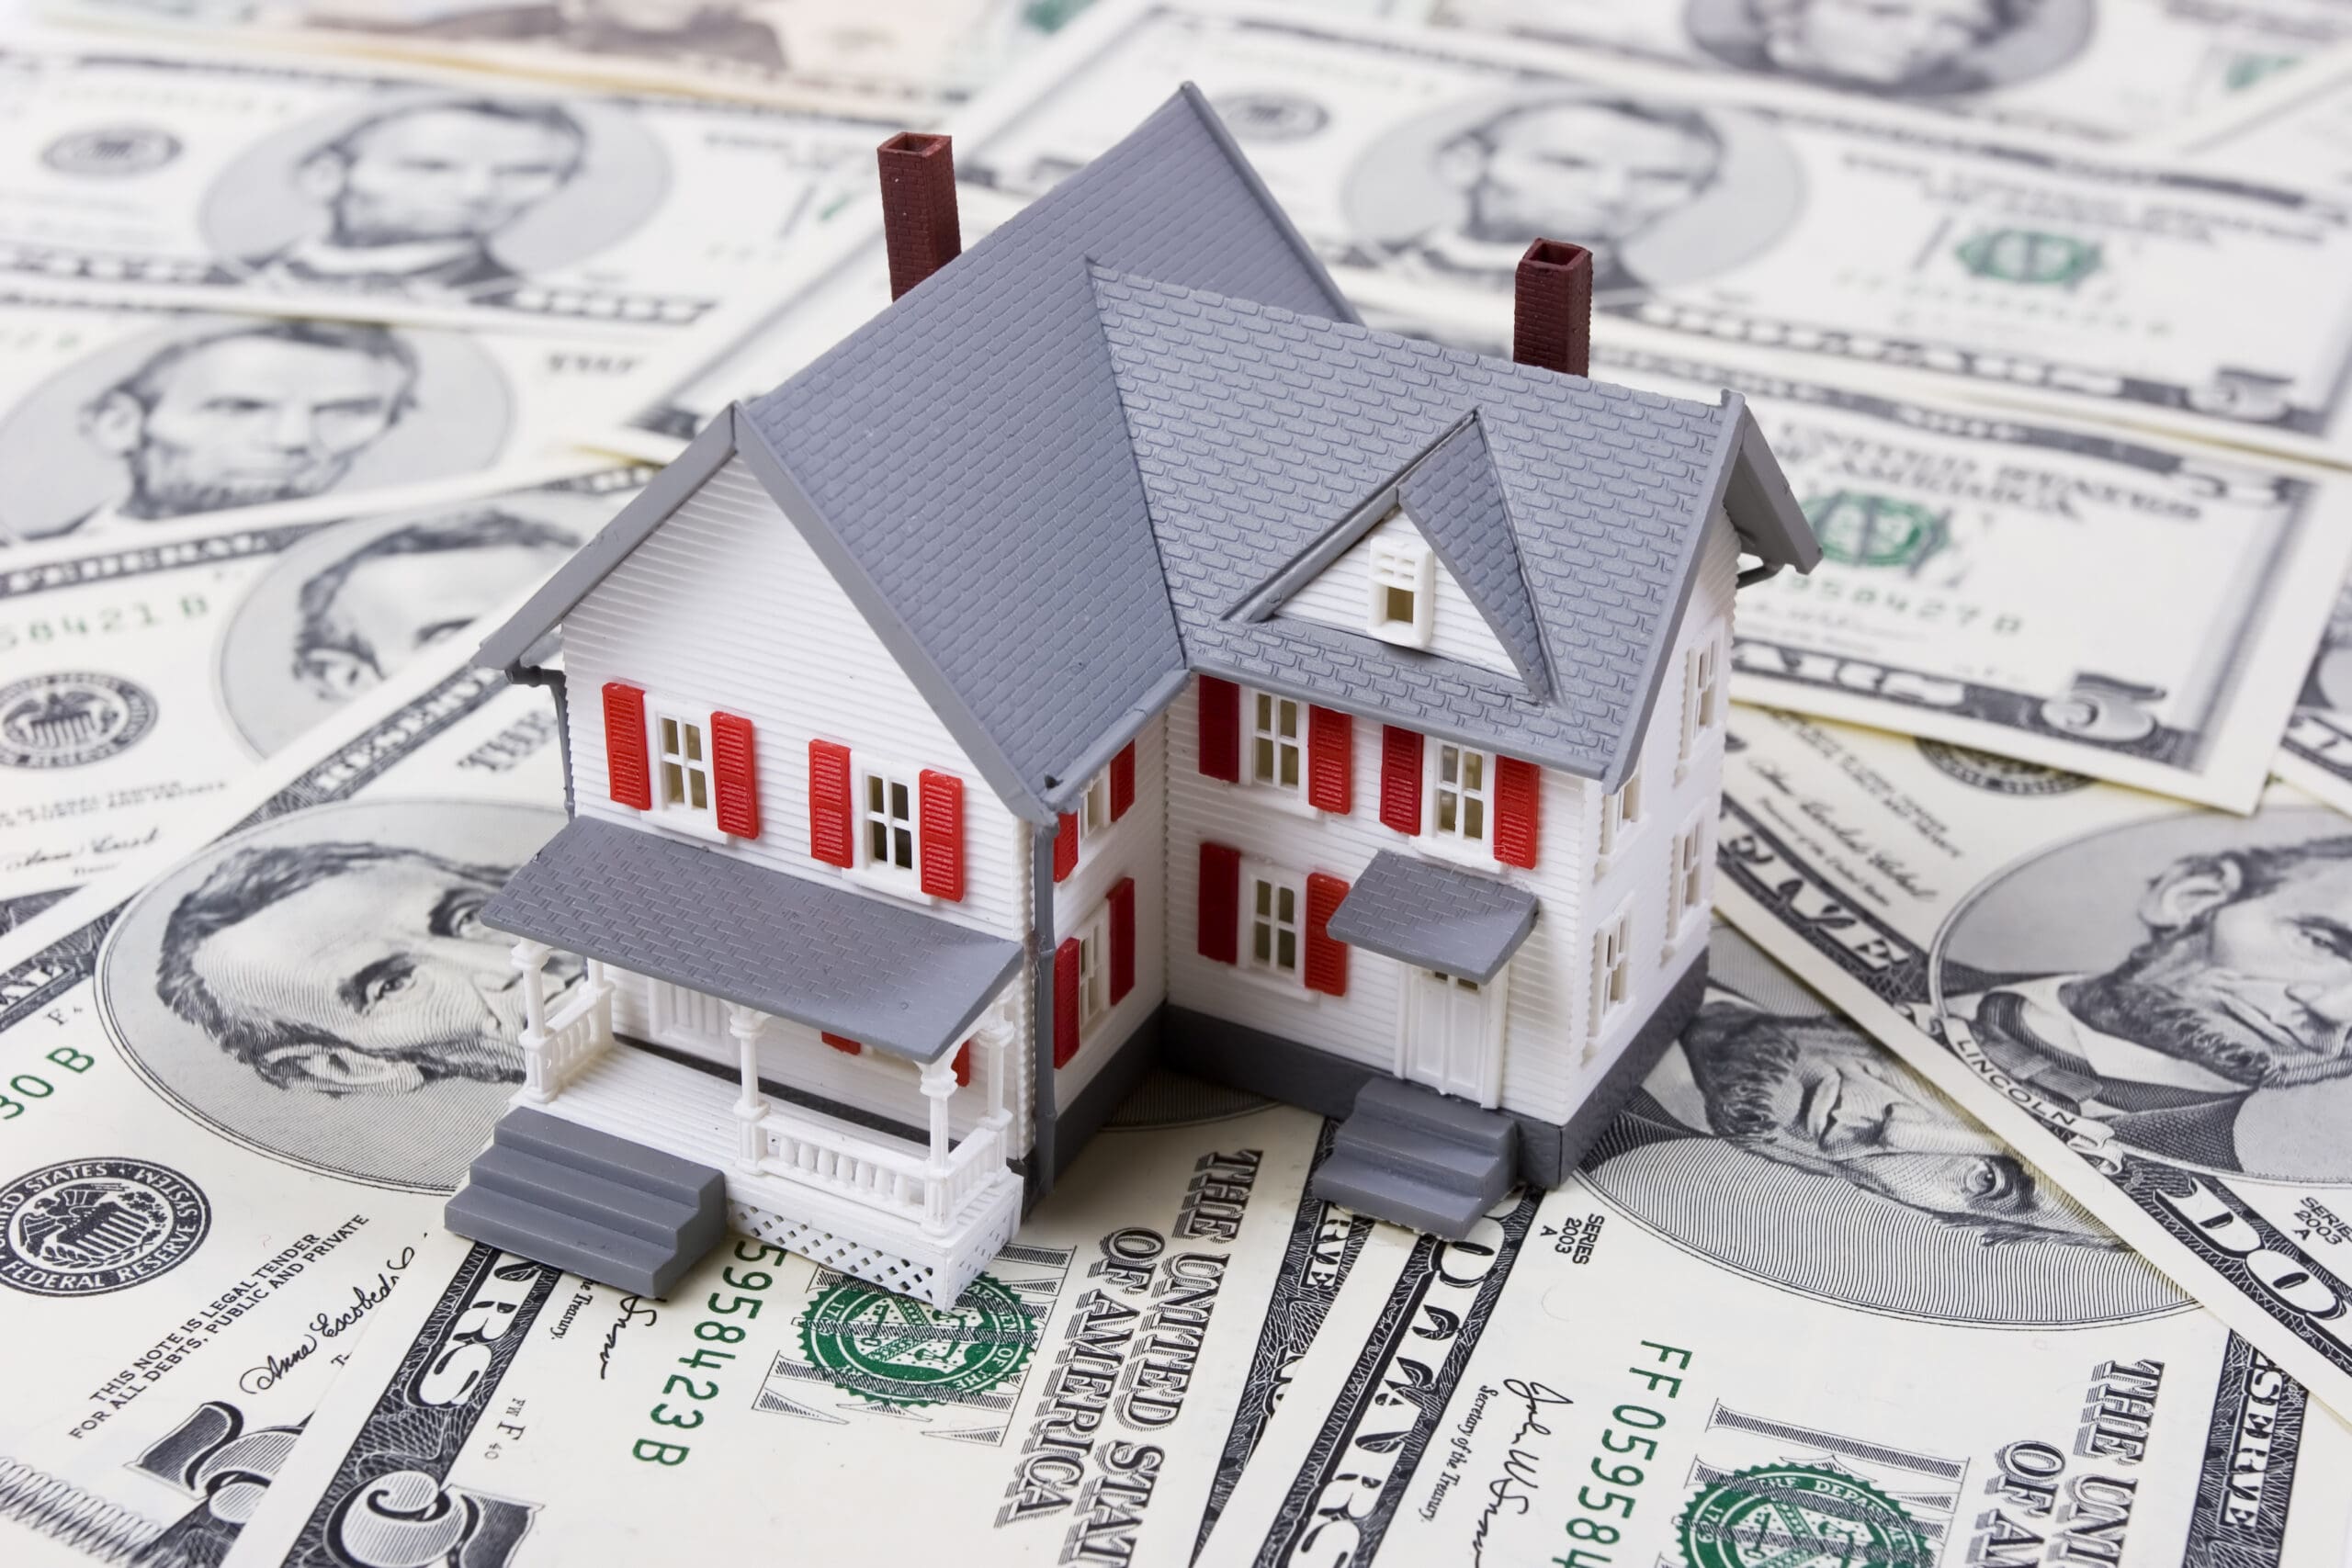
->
xmin=42 ymin=0 xmax=1110 ymax=117
xmin=0 ymin=463 xmax=646 ymax=928
xmin=217 ymin=1103 xmax=1408 ymax=1568
xmin=0 ymin=644 xmax=576 ymax=1561
xmin=0 ymin=42 xmax=881 ymax=334
xmin=1424 ymin=0 xmax=2352 ymax=141
xmin=1712 ymin=704 xmax=2352 ymax=1425
xmin=933 ymin=0 xmax=2352 ymax=467
xmin=2277 ymin=570 xmax=2352 ymax=820
xmin=0 ymin=295 xmax=655 ymax=549
xmin=2166 ymin=43 xmax=2352 ymax=194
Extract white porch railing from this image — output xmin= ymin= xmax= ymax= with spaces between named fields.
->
xmin=516 ymin=946 xmax=614 ymax=1104
xmin=759 ymin=1112 xmax=1004 ymax=1234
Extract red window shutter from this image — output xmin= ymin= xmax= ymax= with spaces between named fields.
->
xmin=1110 ymin=742 xmax=1136 ymax=820
xmin=1494 ymin=756 xmax=1541 ymax=869
xmin=808 ymin=739 xmax=854 ymax=867
xmin=919 ymin=770 xmax=965 ymax=901
xmin=1304 ymin=873 xmax=1349 ymax=997
xmin=1108 ymin=877 xmax=1136 ymax=1003
xmin=1379 ymin=727 xmax=1423 ymax=834
xmin=1053 ymin=813 xmax=1079 ymax=883
xmin=1197 ymin=677 xmax=1241 ymax=782
xmin=953 ymin=1042 xmax=972 ymax=1087
xmin=1197 ymin=841 xmax=1240 ymax=964
xmin=820 ymin=1032 xmax=863 ymax=1055
xmin=1306 ymin=706 xmax=1351 ymax=815
xmin=1054 ymin=936 xmax=1081 ymax=1067
xmin=602 ymin=682 xmax=650 ymax=809
xmin=710 ymin=711 xmax=760 ymax=839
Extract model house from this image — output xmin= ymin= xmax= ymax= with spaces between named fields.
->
xmin=454 ymin=88 xmax=1818 ymax=1306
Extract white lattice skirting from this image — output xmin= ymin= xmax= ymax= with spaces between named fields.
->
xmin=730 ymin=1198 xmax=1020 ymax=1309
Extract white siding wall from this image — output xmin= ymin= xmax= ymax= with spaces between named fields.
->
xmin=1165 ymin=507 xmax=1742 ymax=1128
xmin=1046 ymin=712 xmax=1169 ymax=1111
xmin=558 ymin=457 xmax=1036 ymax=1148
xmin=1575 ymin=508 xmax=1740 ymax=1091
xmin=1276 ymin=508 xmax=1521 ymax=679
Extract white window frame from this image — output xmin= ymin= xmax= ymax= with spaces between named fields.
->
xmin=1599 ymin=760 xmax=1644 ymax=861
xmin=1241 ymin=860 xmax=1306 ymax=987
xmin=1680 ymin=632 xmax=1724 ymax=767
xmin=1591 ymin=904 xmax=1634 ymax=1038
xmin=1366 ymin=533 xmax=1435 ymax=650
xmin=647 ymin=698 xmax=726 ymax=842
xmin=1667 ymin=816 xmax=1710 ymax=943
xmin=854 ymin=754 xmax=923 ymax=895
xmin=1081 ymin=770 xmax=1114 ymax=840
xmin=1248 ymin=688 xmax=1307 ymax=796
xmin=1076 ymin=905 xmax=1111 ymax=1038
xmin=1422 ymin=740 xmax=1493 ymax=854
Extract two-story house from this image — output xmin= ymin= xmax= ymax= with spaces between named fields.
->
xmin=450 ymin=87 xmax=1817 ymax=1307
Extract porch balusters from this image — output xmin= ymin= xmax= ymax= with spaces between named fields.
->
xmin=728 ymin=1005 xmax=768 ymax=1169
xmin=513 ymin=939 xmax=553 ymax=1103
xmin=919 ymin=1054 xmax=957 ymax=1236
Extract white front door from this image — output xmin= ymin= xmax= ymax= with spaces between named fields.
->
xmin=1399 ymin=965 xmax=1507 ymax=1107
xmin=650 ymin=981 xmax=730 ymax=1055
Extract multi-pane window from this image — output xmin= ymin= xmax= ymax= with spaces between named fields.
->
xmin=1600 ymin=761 xmax=1643 ymax=858
xmin=1078 ymin=909 xmax=1109 ymax=1034
xmin=1668 ymin=822 xmax=1708 ymax=934
xmin=1430 ymin=743 xmax=1490 ymax=845
xmin=655 ymin=709 xmax=712 ymax=824
xmin=1246 ymin=864 xmax=1304 ymax=980
xmin=1250 ymin=691 xmax=1305 ymax=793
xmin=862 ymin=766 xmax=917 ymax=877
xmin=1592 ymin=909 xmax=1632 ymax=1032
xmin=1368 ymin=535 xmax=1434 ymax=649
xmin=1682 ymin=635 xmax=1724 ymax=761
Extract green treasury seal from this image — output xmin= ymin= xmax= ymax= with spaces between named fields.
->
xmin=1679 ymin=1464 xmax=1930 ymax=1568
xmin=797 ymin=1271 xmax=1037 ymax=1408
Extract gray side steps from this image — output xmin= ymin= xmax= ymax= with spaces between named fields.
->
xmin=446 ymin=1107 xmax=728 ymax=1298
xmin=1311 ymin=1078 xmax=1517 ymax=1240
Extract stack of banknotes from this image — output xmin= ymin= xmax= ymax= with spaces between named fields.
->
xmin=2 ymin=0 xmax=2352 ymax=1562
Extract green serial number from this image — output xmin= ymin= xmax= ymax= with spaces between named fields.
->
xmin=1552 ymin=1341 xmax=1693 ymax=1567
xmin=629 ymin=1240 xmax=788 ymax=1469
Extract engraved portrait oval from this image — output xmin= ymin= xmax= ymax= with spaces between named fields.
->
xmin=1580 ymin=927 xmax=2186 ymax=1325
xmin=216 ymin=489 xmax=612 ymax=758
xmin=198 ymin=88 xmax=671 ymax=292
xmin=0 ymin=314 xmax=513 ymax=546
xmin=1681 ymin=0 xmax=2096 ymax=99
xmin=1340 ymin=89 xmax=1804 ymax=297
xmin=96 ymin=798 xmax=568 ymax=1192
xmin=1930 ymin=803 xmax=2352 ymax=1186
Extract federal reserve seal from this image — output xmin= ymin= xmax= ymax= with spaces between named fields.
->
xmin=1804 ymin=491 xmax=1948 ymax=571
xmin=797 ymin=1271 xmax=1036 ymax=1407
xmin=0 ymin=672 xmax=157 ymax=768
xmin=0 ymin=1157 xmax=210 ymax=1295
xmin=1679 ymin=1464 xmax=1930 ymax=1568
xmin=1917 ymin=739 xmax=2089 ymax=795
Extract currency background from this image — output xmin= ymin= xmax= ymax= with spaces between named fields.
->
xmin=0 ymin=0 xmax=2348 ymax=1563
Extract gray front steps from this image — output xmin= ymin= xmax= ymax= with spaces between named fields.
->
xmin=1312 ymin=1077 xmax=1517 ymax=1240
xmin=446 ymin=1107 xmax=727 ymax=1297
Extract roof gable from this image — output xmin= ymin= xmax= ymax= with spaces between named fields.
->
xmin=1091 ymin=267 xmax=1762 ymax=786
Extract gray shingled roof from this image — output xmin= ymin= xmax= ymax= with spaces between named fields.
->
xmin=1093 ymin=268 xmax=1775 ymax=788
xmin=1326 ymin=851 xmax=1538 ymax=985
xmin=729 ymin=85 xmax=1357 ymax=820
xmin=481 ymin=818 xmax=1021 ymax=1063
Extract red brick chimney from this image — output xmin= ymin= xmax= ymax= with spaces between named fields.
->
xmin=1512 ymin=239 xmax=1593 ymax=378
xmin=877 ymin=131 xmax=962 ymax=300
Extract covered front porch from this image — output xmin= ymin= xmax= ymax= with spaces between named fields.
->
xmin=480 ymin=818 xmax=1027 ymax=1307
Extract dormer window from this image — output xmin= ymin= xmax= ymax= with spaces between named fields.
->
xmin=1367 ymin=536 xmax=1435 ymax=649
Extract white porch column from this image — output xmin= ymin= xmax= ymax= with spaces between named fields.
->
xmin=728 ymin=1005 xmax=768 ymax=1170
xmin=919 ymin=1054 xmax=957 ymax=1235
xmin=512 ymin=940 xmax=553 ymax=1103
xmin=979 ymin=1011 xmax=1012 ymax=1133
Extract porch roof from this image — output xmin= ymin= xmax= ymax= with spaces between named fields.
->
xmin=481 ymin=818 xmax=1022 ymax=1063
xmin=1326 ymin=851 xmax=1539 ymax=986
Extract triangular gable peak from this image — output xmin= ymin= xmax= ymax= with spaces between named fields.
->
xmin=1242 ymin=417 xmax=1550 ymax=696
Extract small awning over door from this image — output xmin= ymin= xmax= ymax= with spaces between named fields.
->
xmin=1325 ymin=850 xmax=1539 ymax=985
